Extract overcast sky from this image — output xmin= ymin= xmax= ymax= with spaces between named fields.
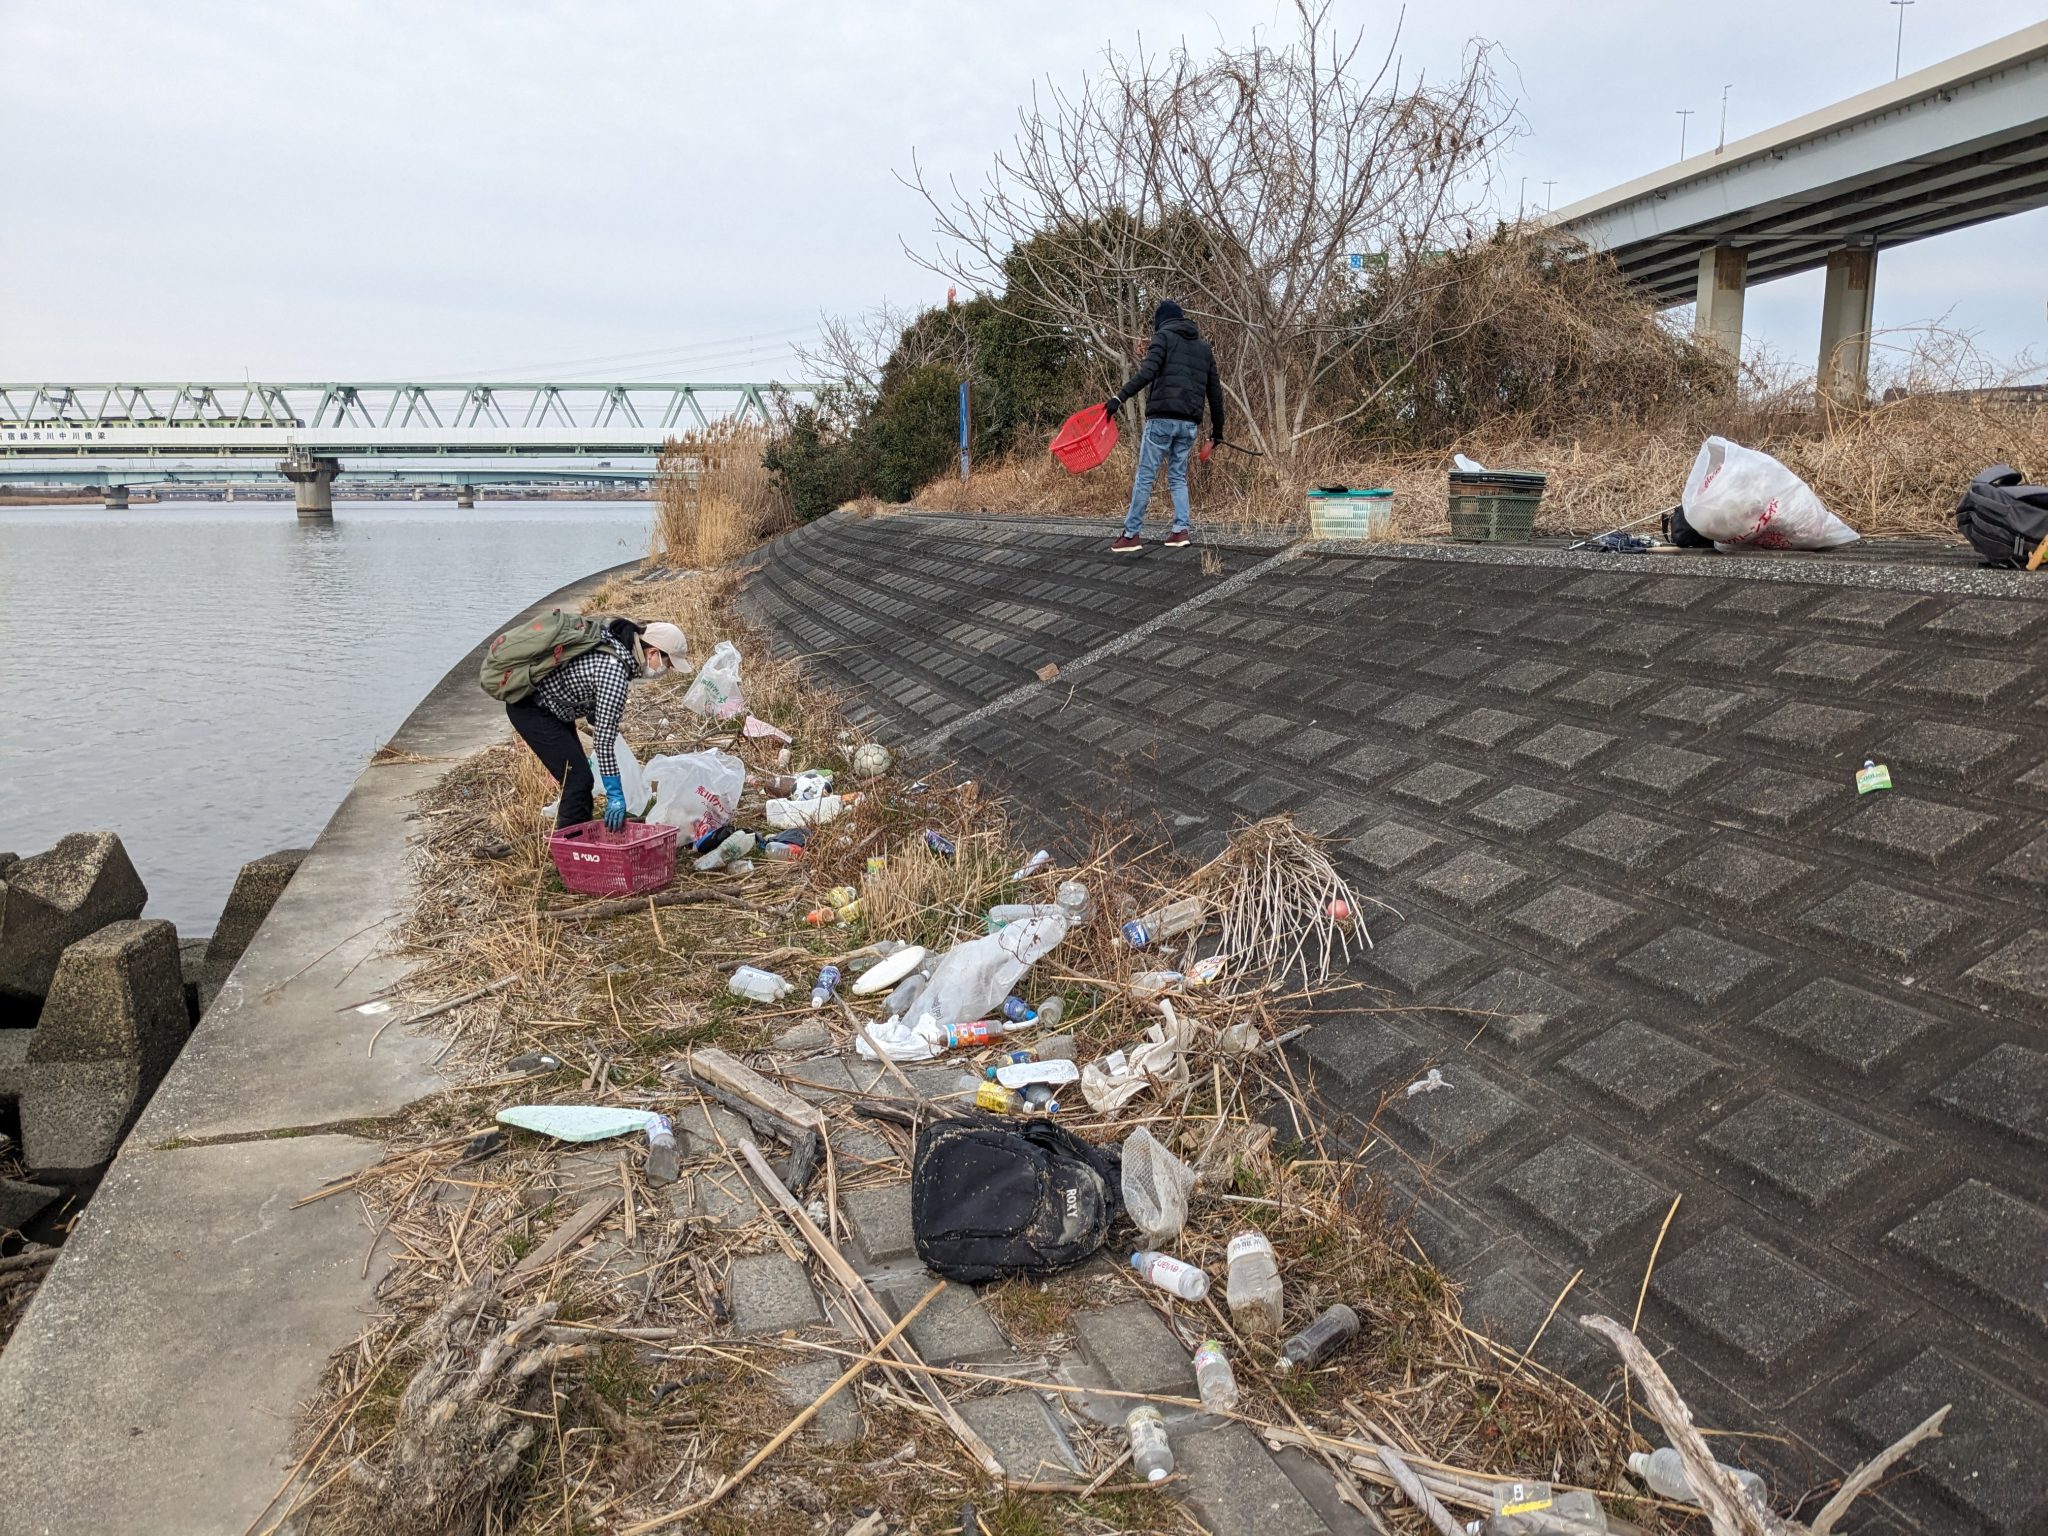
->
xmin=3 ymin=1 xmax=2043 ymax=385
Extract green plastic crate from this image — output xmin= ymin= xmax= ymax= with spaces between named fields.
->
xmin=1447 ymin=493 xmax=1542 ymax=543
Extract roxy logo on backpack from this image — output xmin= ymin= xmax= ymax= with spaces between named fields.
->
xmin=910 ymin=1115 xmax=1123 ymax=1283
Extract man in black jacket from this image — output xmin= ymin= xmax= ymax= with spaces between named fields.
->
xmin=1105 ymin=300 xmax=1225 ymax=553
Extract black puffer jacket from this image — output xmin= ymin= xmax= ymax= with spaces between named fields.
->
xmin=1115 ymin=317 xmax=1225 ymax=435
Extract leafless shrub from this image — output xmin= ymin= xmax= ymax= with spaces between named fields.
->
xmin=906 ymin=2 xmax=1519 ymax=462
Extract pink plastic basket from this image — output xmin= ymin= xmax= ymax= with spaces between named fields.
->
xmin=548 ymin=820 xmax=678 ymax=896
xmin=1049 ymin=403 xmax=1119 ymax=474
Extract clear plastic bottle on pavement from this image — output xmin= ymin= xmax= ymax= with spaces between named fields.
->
xmin=1119 ymin=896 xmax=1204 ymax=949
xmin=727 ymin=965 xmax=793 ymax=1003
xmin=1225 ymin=1231 xmax=1284 ymax=1336
xmin=1125 ymin=1405 xmax=1174 ymax=1482
xmin=1275 ymin=1303 xmax=1359 ymax=1372
xmin=1628 ymin=1448 xmax=1767 ymax=1506
xmin=1131 ymin=1250 xmax=1209 ymax=1301
xmin=644 ymin=1114 xmax=679 ymax=1184
xmin=1193 ymin=1339 xmax=1239 ymax=1413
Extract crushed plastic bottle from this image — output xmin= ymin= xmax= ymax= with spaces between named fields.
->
xmin=1469 ymin=1483 xmax=1611 ymax=1535
xmin=644 ymin=1114 xmax=679 ymax=1184
xmin=1013 ymin=849 xmax=1052 ymax=879
xmin=1130 ymin=970 xmax=1185 ymax=1001
xmin=1131 ymin=1250 xmax=1209 ymax=1301
xmin=883 ymin=971 xmax=929 ymax=1022
xmin=1628 ymin=1448 xmax=1767 ymax=1507
xmin=1275 ymin=1303 xmax=1359 ymax=1372
xmin=1193 ymin=1339 xmax=1240 ymax=1413
xmin=1119 ymin=896 xmax=1204 ymax=949
xmin=693 ymin=828 xmax=756 ymax=871
xmin=1225 ymin=1231 xmax=1284 ymax=1336
xmin=1035 ymin=1033 xmax=1076 ymax=1061
xmin=810 ymin=965 xmax=842 ymax=1010
xmin=727 ymin=965 xmax=793 ymax=1003
xmin=1125 ymin=1405 xmax=1173 ymax=1482
xmin=923 ymin=828 xmax=957 ymax=858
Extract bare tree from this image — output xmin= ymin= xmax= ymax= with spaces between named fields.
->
xmin=905 ymin=3 xmax=1518 ymax=460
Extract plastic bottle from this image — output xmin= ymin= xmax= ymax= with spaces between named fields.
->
xmin=1130 ymin=970 xmax=1184 ymax=1001
xmin=1218 ymin=1019 xmax=1259 ymax=1055
xmin=942 ymin=1020 xmax=1003 ymax=1051
xmin=1000 ymin=995 xmax=1037 ymax=1024
xmin=1628 ymin=1449 xmax=1767 ymax=1506
xmin=1013 ymin=849 xmax=1052 ymax=879
xmin=1119 ymin=896 xmax=1204 ymax=949
xmin=1275 ymin=1303 xmax=1359 ymax=1372
xmin=1470 ymin=1485 xmax=1611 ymax=1535
xmin=1131 ymin=1251 xmax=1209 ymax=1301
xmin=644 ymin=1114 xmax=679 ymax=1184
xmin=822 ymin=885 xmax=860 ymax=910
xmin=985 ymin=1049 xmax=1035 ymax=1077
xmin=1193 ymin=1339 xmax=1240 ymax=1413
xmin=923 ymin=829 xmax=956 ymax=858
xmin=693 ymin=828 xmax=756 ymax=871
xmin=724 ymin=858 xmax=755 ymax=877
xmin=1035 ymin=1033 xmax=1076 ymax=1061
xmin=987 ymin=902 xmax=1062 ymax=930
xmin=1034 ymin=997 xmax=1066 ymax=1029
xmin=728 ymin=965 xmax=793 ymax=1003
xmin=1125 ymin=1405 xmax=1173 ymax=1482
xmin=759 ymin=838 xmax=803 ymax=863
xmin=810 ymin=965 xmax=842 ymax=1010
xmin=975 ymin=1080 xmax=1024 ymax=1114
xmin=1055 ymin=880 xmax=1092 ymax=922
xmin=1226 ymin=1231 xmax=1284 ymax=1336
xmin=1020 ymin=1083 xmax=1060 ymax=1113
xmin=883 ymin=971 xmax=928 ymax=1022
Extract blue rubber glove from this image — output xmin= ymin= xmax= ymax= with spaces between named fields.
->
xmin=601 ymin=773 xmax=627 ymax=831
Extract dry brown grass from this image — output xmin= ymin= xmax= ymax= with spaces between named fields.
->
xmin=652 ymin=424 xmax=793 ymax=569
xmin=915 ymin=325 xmax=2046 ymax=542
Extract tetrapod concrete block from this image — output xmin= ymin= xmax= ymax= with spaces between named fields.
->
xmin=0 ymin=832 xmax=148 ymax=1005
xmin=201 ymin=848 xmax=309 ymax=999
xmin=29 ymin=920 xmax=190 ymax=1090
xmin=19 ymin=1059 xmax=145 ymax=1182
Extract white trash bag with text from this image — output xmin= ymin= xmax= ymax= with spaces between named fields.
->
xmin=1681 ymin=436 xmax=1859 ymax=551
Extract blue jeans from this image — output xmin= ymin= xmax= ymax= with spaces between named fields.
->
xmin=1122 ymin=418 xmax=1198 ymax=536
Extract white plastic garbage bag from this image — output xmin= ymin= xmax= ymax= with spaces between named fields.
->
xmin=589 ymin=736 xmax=652 ymax=819
xmin=1122 ymin=1126 xmax=1198 ymax=1248
xmin=644 ymin=748 xmax=746 ymax=841
xmin=912 ymin=913 xmax=1069 ymax=1033
xmin=681 ymin=640 xmax=746 ymax=719
xmin=1681 ymin=437 xmax=1859 ymax=551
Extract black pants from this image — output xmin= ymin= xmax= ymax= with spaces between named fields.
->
xmin=507 ymin=700 xmax=593 ymax=828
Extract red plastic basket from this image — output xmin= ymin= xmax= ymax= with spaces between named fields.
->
xmin=1048 ymin=403 xmax=1119 ymax=474
xmin=548 ymin=820 xmax=678 ymax=896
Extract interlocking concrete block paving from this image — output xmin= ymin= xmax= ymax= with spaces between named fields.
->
xmin=1175 ymin=1421 xmax=1329 ymax=1536
xmin=728 ymin=1251 xmax=823 ymax=1334
xmin=842 ymin=1181 xmax=916 ymax=1266
xmin=958 ymin=1392 xmax=1081 ymax=1480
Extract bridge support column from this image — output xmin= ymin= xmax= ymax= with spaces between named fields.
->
xmin=102 ymin=486 xmax=129 ymax=510
xmin=1693 ymin=245 xmax=1747 ymax=365
xmin=1818 ymin=246 xmax=1877 ymax=411
xmin=455 ymin=486 xmax=475 ymax=509
xmin=279 ymin=448 xmax=341 ymax=519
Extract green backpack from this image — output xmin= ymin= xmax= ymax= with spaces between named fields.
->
xmin=479 ymin=608 xmax=611 ymax=704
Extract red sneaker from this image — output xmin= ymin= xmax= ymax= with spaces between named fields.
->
xmin=1163 ymin=528 xmax=1193 ymax=548
xmin=1110 ymin=534 xmax=1144 ymax=554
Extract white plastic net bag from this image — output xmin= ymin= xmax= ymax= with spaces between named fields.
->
xmin=1121 ymin=1126 xmax=1198 ymax=1248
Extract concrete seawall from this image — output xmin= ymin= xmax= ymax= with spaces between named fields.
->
xmin=0 ymin=562 xmax=633 ymax=1536
xmin=739 ymin=509 xmax=2048 ymax=1535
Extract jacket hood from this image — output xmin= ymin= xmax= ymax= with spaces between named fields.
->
xmin=1158 ymin=316 xmax=1201 ymax=343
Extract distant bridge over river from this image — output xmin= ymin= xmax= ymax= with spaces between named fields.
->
xmin=0 ymin=381 xmax=810 ymax=514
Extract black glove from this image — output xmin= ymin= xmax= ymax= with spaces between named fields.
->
xmin=1102 ymin=398 xmax=1120 ymax=417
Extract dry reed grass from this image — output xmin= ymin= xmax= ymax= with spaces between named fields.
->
xmin=653 ymin=424 xmax=793 ymax=569
xmin=916 ymin=337 xmax=2046 ymax=542
xmin=274 ymin=571 xmax=1722 ymax=1536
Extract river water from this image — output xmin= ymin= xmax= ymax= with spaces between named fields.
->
xmin=0 ymin=499 xmax=652 ymax=934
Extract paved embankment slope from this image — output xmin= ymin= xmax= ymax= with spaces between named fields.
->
xmin=0 ymin=564 xmax=632 ymax=1536
xmin=741 ymin=510 xmax=2048 ymax=1535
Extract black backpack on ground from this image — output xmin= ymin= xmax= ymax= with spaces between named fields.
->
xmin=1955 ymin=465 xmax=2048 ymax=569
xmin=910 ymin=1114 xmax=1124 ymax=1283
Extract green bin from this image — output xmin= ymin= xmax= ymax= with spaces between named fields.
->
xmin=1307 ymin=487 xmax=1393 ymax=540
xmin=1448 ymin=470 xmax=1546 ymax=543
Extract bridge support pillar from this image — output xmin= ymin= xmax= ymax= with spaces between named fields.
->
xmin=1818 ymin=246 xmax=1877 ymax=411
xmin=455 ymin=485 xmax=475 ymax=509
xmin=102 ymin=486 xmax=129 ymax=510
xmin=1693 ymin=245 xmax=1747 ymax=365
xmin=279 ymin=448 xmax=341 ymax=519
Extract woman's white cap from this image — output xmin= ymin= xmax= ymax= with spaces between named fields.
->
xmin=641 ymin=622 xmax=687 ymax=663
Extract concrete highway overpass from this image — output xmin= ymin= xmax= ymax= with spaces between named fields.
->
xmin=1552 ymin=21 xmax=2048 ymax=402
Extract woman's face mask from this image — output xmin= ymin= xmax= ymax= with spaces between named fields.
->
xmin=645 ymin=649 xmax=670 ymax=676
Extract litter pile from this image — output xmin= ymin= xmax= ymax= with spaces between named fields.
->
xmin=275 ymin=569 xmax=1935 ymax=1536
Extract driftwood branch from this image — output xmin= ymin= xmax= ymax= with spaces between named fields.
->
xmin=1810 ymin=1404 xmax=1950 ymax=1535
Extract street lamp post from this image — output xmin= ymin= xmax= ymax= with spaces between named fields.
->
xmin=1676 ymin=108 xmax=1695 ymax=159
xmin=1717 ymin=84 xmax=1733 ymax=154
xmin=1890 ymin=0 xmax=1915 ymax=79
